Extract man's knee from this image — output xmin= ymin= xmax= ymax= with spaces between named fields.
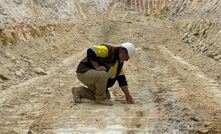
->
xmin=97 ymin=71 xmax=108 ymax=79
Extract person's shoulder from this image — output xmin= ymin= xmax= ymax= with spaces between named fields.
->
xmin=102 ymin=43 xmax=118 ymax=48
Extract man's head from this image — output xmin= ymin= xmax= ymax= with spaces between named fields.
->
xmin=119 ymin=42 xmax=135 ymax=62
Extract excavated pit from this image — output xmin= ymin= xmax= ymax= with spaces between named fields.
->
xmin=0 ymin=0 xmax=221 ymax=133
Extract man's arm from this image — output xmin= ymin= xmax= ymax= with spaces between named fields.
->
xmin=89 ymin=60 xmax=106 ymax=71
xmin=120 ymin=86 xmax=134 ymax=104
xmin=117 ymin=74 xmax=134 ymax=104
xmin=87 ymin=48 xmax=107 ymax=71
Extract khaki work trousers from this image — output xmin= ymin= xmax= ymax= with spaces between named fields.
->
xmin=77 ymin=70 xmax=110 ymax=101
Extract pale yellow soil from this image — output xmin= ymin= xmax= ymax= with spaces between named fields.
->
xmin=0 ymin=1 xmax=221 ymax=134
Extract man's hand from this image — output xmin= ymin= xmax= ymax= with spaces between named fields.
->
xmin=126 ymin=95 xmax=134 ymax=104
xmin=121 ymin=86 xmax=134 ymax=104
xmin=89 ymin=60 xmax=107 ymax=71
xmin=96 ymin=66 xmax=107 ymax=71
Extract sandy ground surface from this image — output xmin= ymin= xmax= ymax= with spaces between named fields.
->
xmin=0 ymin=11 xmax=220 ymax=134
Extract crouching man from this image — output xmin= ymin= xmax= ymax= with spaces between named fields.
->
xmin=74 ymin=42 xmax=135 ymax=106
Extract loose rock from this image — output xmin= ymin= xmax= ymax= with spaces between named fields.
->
xmin=0 ymin=68 xmax=10 ymax=80
xmin=34 ymin=67 xmax=47 ymax=75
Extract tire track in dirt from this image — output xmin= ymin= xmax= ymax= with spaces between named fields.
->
xmin=0 ymin=51 xmax=84 ymax=133
xmin=156 ymin=45 xmax=221 ymax=133
xmin=40 ymin=46 xmax=162 ymax=133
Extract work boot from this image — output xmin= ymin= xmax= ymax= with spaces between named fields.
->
xmin=106 ymin=90 xmax=111 ymax=99
xmin=96 ymin=99 xmax=113 ymax=106
xmin=71 ymin=86 xmax=84 ymax=103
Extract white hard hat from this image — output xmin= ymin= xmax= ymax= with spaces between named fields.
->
xmin=121 ymin=42 xmax=135 ymax=58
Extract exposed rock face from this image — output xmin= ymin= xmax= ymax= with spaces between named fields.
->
xmin=0 ymin=0 xmax=111 ymax=24
xmin=0 ymin=0 xmax=220 ymax=23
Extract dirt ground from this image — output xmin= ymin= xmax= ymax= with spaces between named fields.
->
xmin=0 ymin=1 xmax=221 ymax=134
